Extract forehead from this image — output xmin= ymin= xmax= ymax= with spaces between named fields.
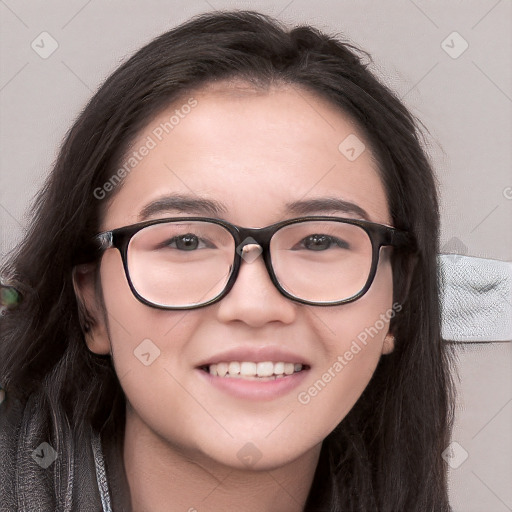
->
xmin=102 ymin=83 xmax=390 ymax=230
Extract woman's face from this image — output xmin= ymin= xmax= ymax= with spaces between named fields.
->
xmin=78 ymin=82 xmax=395 ymax=471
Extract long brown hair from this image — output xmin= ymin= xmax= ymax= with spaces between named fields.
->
xmin=1 ymin=10 xmax=455 ymax=510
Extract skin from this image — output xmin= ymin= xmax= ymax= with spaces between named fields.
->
xmin=74 ymin=81 xmax=395 ymax=512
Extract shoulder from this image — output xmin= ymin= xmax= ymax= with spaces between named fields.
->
xmin=0 ymin=390 xmax=26 ymax=510
xmin=0 ymin=389 xmax=28 ymax=450
xmin=0 ymin=388 xmax=105 ymax=511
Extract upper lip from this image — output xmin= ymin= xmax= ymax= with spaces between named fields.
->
xmin=196 ymin=346 xmax=311 ymax=368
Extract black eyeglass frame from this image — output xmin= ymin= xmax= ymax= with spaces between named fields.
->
xmin=92 ymin=216 xmax=417 ymax=310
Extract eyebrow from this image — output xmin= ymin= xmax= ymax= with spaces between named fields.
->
xmin=284 ymin=197 xmax=370 ymax=221
xmin=138 ymin=193 xmax=370 ymax=221
xmin=138 ymin=194 xmax=228 ymax=220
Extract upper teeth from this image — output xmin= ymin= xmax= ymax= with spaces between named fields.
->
xmin=208 ymin=361 xmax=303 ymax=378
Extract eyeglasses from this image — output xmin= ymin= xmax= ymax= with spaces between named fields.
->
xmin=91 ymin=216 xmax=417 ymax=309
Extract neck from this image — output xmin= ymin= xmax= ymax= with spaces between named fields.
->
xmin=123 ymin=406 xmax=321 ymax=512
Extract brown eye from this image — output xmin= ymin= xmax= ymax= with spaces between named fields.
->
xmin=173 ymin=234 xmax=199 ymax=250
xmin=301 ymin=235 xmax=349 ymax=251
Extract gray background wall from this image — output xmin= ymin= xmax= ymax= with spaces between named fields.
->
xmin=1 ymin=1 xmax=510 ymax=510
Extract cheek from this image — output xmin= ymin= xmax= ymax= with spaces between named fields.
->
xmin=99 ymin=250 xmax=200 ymax=405
xmin=100 ymin=249 xmax=199 ymax=341
xmin=295 ymin=254 xmax=394 ymax=436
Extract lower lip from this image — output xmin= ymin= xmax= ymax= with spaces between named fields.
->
xmin=196 ymin=368 xmax=310 ymax=401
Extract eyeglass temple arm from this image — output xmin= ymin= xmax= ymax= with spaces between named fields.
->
xmin=388 ymin=228 xmax=417 ymax=252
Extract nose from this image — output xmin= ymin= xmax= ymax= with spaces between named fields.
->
xmin=215 ymin=245 xmax=296 ymax=327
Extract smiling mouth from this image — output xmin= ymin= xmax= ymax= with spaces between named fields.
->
xmin=199 ymin=361 xmax=310 ymax=380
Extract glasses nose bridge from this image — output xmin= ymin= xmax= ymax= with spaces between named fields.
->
xmin=235 ymin=224 xmax=276 ymax=253
xmin=232 ymin=225 xmax=277 ymax=283
xmin=230 ymin=224 xmax=281 ymax=299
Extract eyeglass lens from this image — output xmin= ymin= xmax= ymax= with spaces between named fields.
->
xmin=126 ymin=220 xmax=373 ymax=307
